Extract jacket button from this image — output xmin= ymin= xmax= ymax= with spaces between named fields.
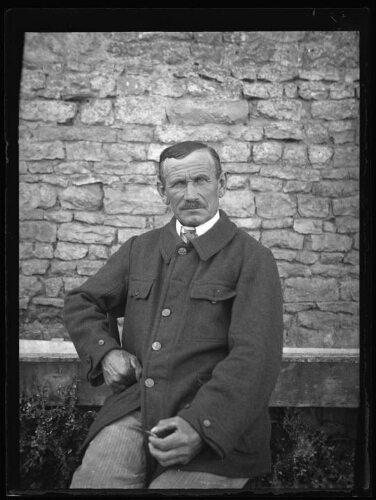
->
xmin=178 ymin=247 xmax=187 ymax=256
xmin=98 ymin=339 xmax=105 ymax=346
xmin=86 ymin=356 xmax=91 ymax=364
xmin=203 ymin=419 xmax=211 ymax=427
xmin=162 ymin=308 xmax=171 ymax=317
xmin=152 ymin=342 xmax=161 ymax=351
xmin=211 ymin=301 xmax=217 ymax=304
xmin=145 ymin=378 xmax=155 ymax=388
xmin=184 ymin=403 xmax=191 ymax=409
xmin=133 ymin=289 xmax=139 ymax=296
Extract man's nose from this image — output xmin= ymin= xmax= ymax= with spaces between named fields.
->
xmin=185 ymin=181 xmax=199 ymax=200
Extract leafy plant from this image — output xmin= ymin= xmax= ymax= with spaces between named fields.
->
xmin=19 ymin=383 xmax=98 ymax=490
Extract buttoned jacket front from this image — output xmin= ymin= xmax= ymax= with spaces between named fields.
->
xmin=63 ymin=211 xmax=283 ymax=484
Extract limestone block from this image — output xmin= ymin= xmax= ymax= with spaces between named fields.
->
xmin=228 ymin=124 xmax=264 ymax=141
xmin=73 ymin=211 xmax=106 ymax=224
xmin=257 ymin=64 xmax=299 ymax=82
xmin=27 ymin=161 xmax=56 ymax=174
xmin=44 ymin=210 xmax=74 ymax=223
xmin=321 ymin=168 xmax=358 ymax=180
xmin=19 ymin=276 xmax=43 ymax=298
xmin=21 ymin=69 xmax=46 ymax=92
xmin=293 ymin=219 xmax=323 ymax=234
xmin=262 ymin=218 xmax=293 ymax=229
xmin=261 ymin=230 xmax=304 ymax=250
xmin=243 ymin=82 xmax=283 ymax=99
xmin=115 ymin=96 xmax=168 ymax=125
xmin=317 ymin=301 xmax=358 ymax=315
xmin=284 ymin=83 xmax=298 ymax=98
xmin=90 ymin=74 xmax=116 ymax=97
xmin=117 ymin=126 xmax=155 ymax=143
xmin=226 ymin=175 xmax=248 ymax=190
xmin=304 ymin=122 xmax=329 ymax=143
xmin=34 ymin=243 xmax=54 ymax=259
xmin=117 ymin=228 xmax=148 ymax=244
xmin=339 ymin=280 xmax=359 ymax=301
xmin=297 ymin=195 xmax=330 ymax=218
xmin=231 ymin=65 xmax=257 ymax=81
xmin=221 ymin=141 xmax=250 ymax=162
xmin=312 ymin=181 xmax=359 ymax=198
xmin=271 ymin=249 xmax=296 ymax=262
xmin=62 ymin=276 xmax=87 ymax=292
xmin=329 ymin=83 xmax=355 ymax=99
xmin=256 ymin=193 xmax=296 ymax=219
xmin=50 ymin=260 xmax=77 ymax=274
xmin=297 ymin=310 xmax=339 ymax=331
xmin=19 ymin=183 xmax=41 ymax=212
xmin=20 ymin=242 xmax=34 ymax=259
xmin=298 ymin=82 xmax=329 ymax=100
xmin=21 ymin=259 xmax=50 ymax=275
xmin=282 ymin=144 xmax=308 ymax=166
xmin=32 ymin=297 xmax=65 ymax=307
xmin=88 ymin=245 xmax=109 ymax=260
xmin=320 ymin=253 xmax=344 ymax=264
xmin=336 ymin=217 xmax=359 ymax=234
xmin=76 ymin=260 xmax=105 ymax=276
xmin=20 ymin=221 xmax=57 ymax=243
xmin=333 ymin=145 xmax=359 ymax=169
xmin=257 ymin=98 xmax=305 ymax=121
xmin=231 ymin=217 xmax=262 ymax=230
xmin=277 ymin=262 xmax=311 ymax=278
xmin=103 ymin=185 xmax=165 ymax=215
xmin=147 ymin=143 xmax=168 ymax=162
xmin=311 ymin=263 xmax=350 ymax=278
xmin=54 ymin=242 xmax=88 ymax=260
xmin=167 ymin=99 xmax=248 ymax=125
xmin=44 ymin=277 xmax=64 ymax=297
xmin=58 ymin=223 xmax=116 ymax=245
xmin=283 ymin=181 xmax=312 ymax=193
xmin=59 ymin=185 xmax=103 ymax=210
xmin=154 ymin=124 xmax=229 ymax=144
xmin=298 ymin=68 xmax=340 ymax=81
xmin=102 ymin=143 xmax=147 ymax=161
xmin=264 ymin=121 xmax=303 ymax=140
xmin=308 ymin=145 xmax=333 ymax=165
xmin=332 ymin=196 xmax=359 ymax=216
xmin=20 ymin=100 xmax=77 ymax=123
xmin=80 ymin=99 xmax=114 ymax=125
xmin=284 ymin=277 xmax=339 ymax=302
xmin=311 ymin=99 xmax=358 ymax=120
xmin=223 ymin=163 xmax=260 ymax=174
xmin=311 ymin=233 xmax=353 ymax=252
xmin=19 ymin=141 xmax=65 ymax=161
xmin=260 ymin=166 xmax=320 ymax=182
xmin=33 ymin=124 xmax=117 ymax=143
xmin=66 ymin=141 xmax=102 ymax=161
xmin=219 ymin=191 xmax=255 ymax=217
xmin=253 ymin=142 xmax=282 ymax=164
xmin=295 ymin=251 xmax=319 ymax=265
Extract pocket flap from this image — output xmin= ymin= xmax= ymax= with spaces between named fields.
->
xmin=190 ymin=282 xmax=237 ymax=301
xmin=129 ymin=278 xmax=154 ymax=299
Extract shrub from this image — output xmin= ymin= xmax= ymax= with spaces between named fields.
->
xmin=19 ymin=388 xmax=355 ymax=490
xmin=19 ymin=383 xmax=98 ymax=490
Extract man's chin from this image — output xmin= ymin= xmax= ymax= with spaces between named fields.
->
xmin=178 ymin=210 xmax=209 ymax=227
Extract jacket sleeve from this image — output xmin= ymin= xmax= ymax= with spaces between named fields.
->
xmin=177 ymin=245 xmax=283 ymax=459
xmin=62 ymin=236 xmax=137 ymax=386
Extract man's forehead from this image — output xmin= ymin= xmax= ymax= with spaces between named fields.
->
xmin=163 ymin=149 xmax=215 ymax=176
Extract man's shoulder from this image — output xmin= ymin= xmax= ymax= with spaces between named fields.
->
xmin=232 ymin=225 xmax=270 ymax=255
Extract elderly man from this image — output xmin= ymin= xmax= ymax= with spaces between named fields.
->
xmin=63 ymin=141 xmax=283 ymax=489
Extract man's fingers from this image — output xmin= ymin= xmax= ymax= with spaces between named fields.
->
xmin=130 ymin=357 xmax=142 ymax=381
xmin=148 ymin=442 xmax=189 ymax=467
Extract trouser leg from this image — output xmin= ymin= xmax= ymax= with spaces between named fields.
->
xmin=149 ymin=470 xmax=249 ymax=489
xmin=70 ymin=409 xmax=146 ymax=489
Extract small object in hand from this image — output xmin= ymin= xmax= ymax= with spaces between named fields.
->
xmin=146 ymin=428 xmax=175 ymax=439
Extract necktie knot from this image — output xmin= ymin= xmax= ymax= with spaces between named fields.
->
xmin=180 ymin=227 xmax=197 ymax=243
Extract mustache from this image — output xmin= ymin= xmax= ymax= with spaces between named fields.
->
xmin=181 ymin=202 xmax=206 ymax=210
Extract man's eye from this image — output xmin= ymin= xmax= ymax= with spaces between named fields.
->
xmin=171 ymin=181 xmax=185 ymax=188
xmin=196 ymin=178 xmax=207 ymax=185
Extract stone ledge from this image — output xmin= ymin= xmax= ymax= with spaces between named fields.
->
xmin=19 ymin=339 xmax=360 ymax=363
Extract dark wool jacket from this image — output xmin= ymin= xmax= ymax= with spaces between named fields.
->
xmin=63 ymin=210 xmax=283 ymax=485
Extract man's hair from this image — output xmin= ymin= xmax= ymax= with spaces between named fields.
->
xmin=158 ymin=141 xmax=222 ymax=184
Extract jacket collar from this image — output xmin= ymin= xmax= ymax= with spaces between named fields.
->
xmin=159 ymin=210 xmax=238 ymax=263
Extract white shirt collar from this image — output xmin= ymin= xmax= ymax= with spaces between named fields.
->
xmin=176 ymin=211 xmax=220 ymax=238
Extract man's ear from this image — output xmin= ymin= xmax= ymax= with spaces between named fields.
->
xmin=157 ymin=180 xmax=170 ymax=205
xmin=218 ymin=172 xmax=227 ymax=198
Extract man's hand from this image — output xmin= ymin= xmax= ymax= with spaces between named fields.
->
xmin=147 ymin=416 xmax=204 ymax=467
xmin=101 ymin=349 xmax=142 ymax=392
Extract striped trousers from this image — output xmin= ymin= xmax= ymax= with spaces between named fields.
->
xmin=70 ymin=410 xmax=248 ymax=489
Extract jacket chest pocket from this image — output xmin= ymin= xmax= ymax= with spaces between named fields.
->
xmin=123 ymin=277 xmax=154 ymax=350
xmin=186 ymin=281 xmax=237 ymax=342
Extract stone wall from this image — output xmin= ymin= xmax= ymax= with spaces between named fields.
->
xmin=19 ymin=31 xmax=359 ymax=347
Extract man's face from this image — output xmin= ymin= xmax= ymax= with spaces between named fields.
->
xmin=157 ymin=149 xmax=227 ymax=227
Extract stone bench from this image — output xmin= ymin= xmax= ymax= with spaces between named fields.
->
xmin=19 ymin=339 xmax=360 ymax=407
